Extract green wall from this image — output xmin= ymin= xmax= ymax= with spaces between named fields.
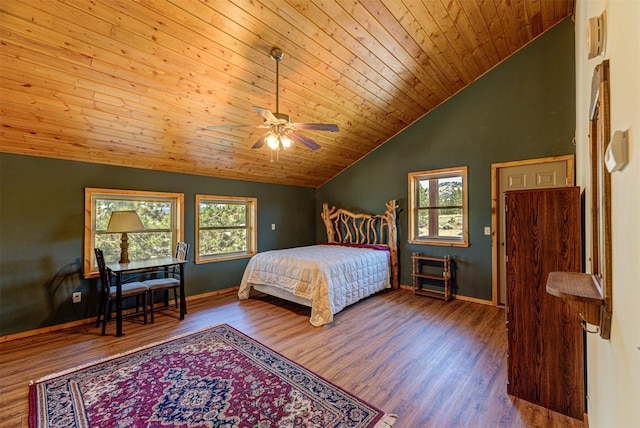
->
xmin=0 ymin=18 xmax=575 ymax=336
xmin=316 ymin=18 xmax=576 ymax=300
xmin=0 ymin=154 xmax=316 ymax=336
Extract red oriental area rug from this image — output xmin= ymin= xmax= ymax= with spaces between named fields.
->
xmin=29 ymin=324 xmax=396 ymax=427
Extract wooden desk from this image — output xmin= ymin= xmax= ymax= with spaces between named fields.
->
xmin=107 ymin=257 xmax=188 ymax=336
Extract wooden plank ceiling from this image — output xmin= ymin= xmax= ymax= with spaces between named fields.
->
xmin=1 ymin=0 xmax=574 ymax=188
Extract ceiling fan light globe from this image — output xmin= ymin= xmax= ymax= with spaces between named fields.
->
xmin=280 ymin=135 xmax=293 ymax=149
xmin=265 ymin=133 xmax=279 ymax=150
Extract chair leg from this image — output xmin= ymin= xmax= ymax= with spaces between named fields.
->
xmin=101 ymin=298 xmax=110 ymax=336
xmin=150 ymin=290 xmax=155 ymax=324
xmin=96 ymin=295 xmax=104 ymax=327
xmin=143 ymin=292 xmax=148 ymax=325
xmin=173 ymin=287 xmax=178 ymax=308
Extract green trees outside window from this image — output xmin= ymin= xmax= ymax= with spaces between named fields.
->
xmin=95 ymin=199 xmax=173 ymax=262
xmin=408 ymin=167 xmax=469 ymax=247
xmin=195 ymin=195 xmax=257 ymax=263
xmin=84 ymin=188 xmax=184 ymax=278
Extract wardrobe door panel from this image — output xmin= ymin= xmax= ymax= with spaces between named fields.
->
xmin=505 ymin=187 xmax=583 ymax=420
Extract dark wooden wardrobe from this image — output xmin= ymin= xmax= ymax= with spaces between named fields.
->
xmin=505 ymin=187 xmax=584 ymax=420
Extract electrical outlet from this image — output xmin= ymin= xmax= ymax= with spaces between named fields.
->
xmin=271 ymin=223 xmax=276 ymax=231
xmin=72 ymin=292 xmax=81 ymax=303
xmin=484 ymin=226 xmax=491 ymax=235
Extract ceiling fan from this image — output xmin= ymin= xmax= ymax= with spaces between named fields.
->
xmin=208 ymin=47 xmax=339 ymax=152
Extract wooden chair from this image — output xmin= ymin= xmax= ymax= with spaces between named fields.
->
xmin=94 ymin=248 xmax=149 ymax=336
xmin=144 ymin=242 xmax=189 ymax=323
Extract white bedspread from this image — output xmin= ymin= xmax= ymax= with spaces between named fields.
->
xmin=238 ymin=245 xmax=390 ymax=326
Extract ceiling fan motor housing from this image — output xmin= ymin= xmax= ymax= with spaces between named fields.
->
xmin=273 ymin=112 xmax=291 ymax=124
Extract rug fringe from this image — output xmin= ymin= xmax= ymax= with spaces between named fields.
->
xmin=375 ymin=413 xmax=397 ymax=427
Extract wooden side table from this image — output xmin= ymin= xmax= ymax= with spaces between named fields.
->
xmin=411 ymin=253 xmax=452 ymax=301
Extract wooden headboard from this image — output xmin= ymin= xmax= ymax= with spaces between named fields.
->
xmin=321 ymin=200 xmax=399 ymax=289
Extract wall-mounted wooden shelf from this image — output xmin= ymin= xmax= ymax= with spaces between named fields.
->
xmin=411 ymin=253 xmax=452 ymax=301
xmin=546 ymin=271 xmax=604 ymax=326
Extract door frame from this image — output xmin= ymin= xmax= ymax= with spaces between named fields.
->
xmin=490 ymin=154 xmax=575 ymax=306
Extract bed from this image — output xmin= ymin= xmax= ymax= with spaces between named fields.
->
xmin=238 ymin=200 xmax=399 ymax=326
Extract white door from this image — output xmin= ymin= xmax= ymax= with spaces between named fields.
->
xmin=497 ymin=160 xmax=569 ymax=304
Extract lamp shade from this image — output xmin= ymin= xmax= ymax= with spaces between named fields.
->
xmin=106 ymin=210 xmax=145 ymax=233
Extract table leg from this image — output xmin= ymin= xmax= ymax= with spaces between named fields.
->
xmin=179 ymin=264 xmax=186 ymax=320
xmin=116 ymin=272 xmax=123 ymax=336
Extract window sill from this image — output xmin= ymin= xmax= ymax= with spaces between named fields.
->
xmin=195 ymin=252 xmax=255 ymax=264
xmin=408 ymin=239 xmax=469 ymax=248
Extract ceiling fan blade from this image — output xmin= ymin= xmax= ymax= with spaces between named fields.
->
xmin=289 ymin=131 xmax=321 ymax=150
xmin=252 ymin=133 xmax=267 ymax=149
xmin=252 ymin=106 xmax=279 ymax=123
xmin=293 ymin=123 xmax=339 ymax=132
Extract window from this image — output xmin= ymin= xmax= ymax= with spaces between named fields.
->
xmin=84 ymin=188 xmax=184 ymax=278
xmin=408 ymin=166 xmax=469 ymax=247
xmin=195 ymin=195 xmax=257 ymax=263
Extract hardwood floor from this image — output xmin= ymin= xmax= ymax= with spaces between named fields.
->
xmin=0 ymin=289 xmax=585 ymax=427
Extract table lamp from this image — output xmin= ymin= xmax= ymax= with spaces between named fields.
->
xmin=106 ymin=210 xmax=145 ymax=263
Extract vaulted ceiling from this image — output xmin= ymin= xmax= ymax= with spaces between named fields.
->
xmin=1 ymin=0 xmax=574 ymax=188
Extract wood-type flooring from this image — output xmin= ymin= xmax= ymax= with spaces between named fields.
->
xmin=0 ymin=289 xmax=585 ymax=427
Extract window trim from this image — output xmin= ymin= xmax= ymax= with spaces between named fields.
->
xmin=195 ymin=194 xmax=257 ymax=264
xmin=83 ymin=188 xmax=184 ymax=278
xmin=408 ymin=166 xmax=469 ymax=247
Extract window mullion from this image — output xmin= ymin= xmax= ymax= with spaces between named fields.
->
xmin=428 ymin=178 xmax=439 ymax=237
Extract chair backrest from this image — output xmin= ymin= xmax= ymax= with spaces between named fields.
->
xmin=94 ymin=248 xmax=112 ymax=292
xmin=175 ymin=242 xmax=190 ymax=260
